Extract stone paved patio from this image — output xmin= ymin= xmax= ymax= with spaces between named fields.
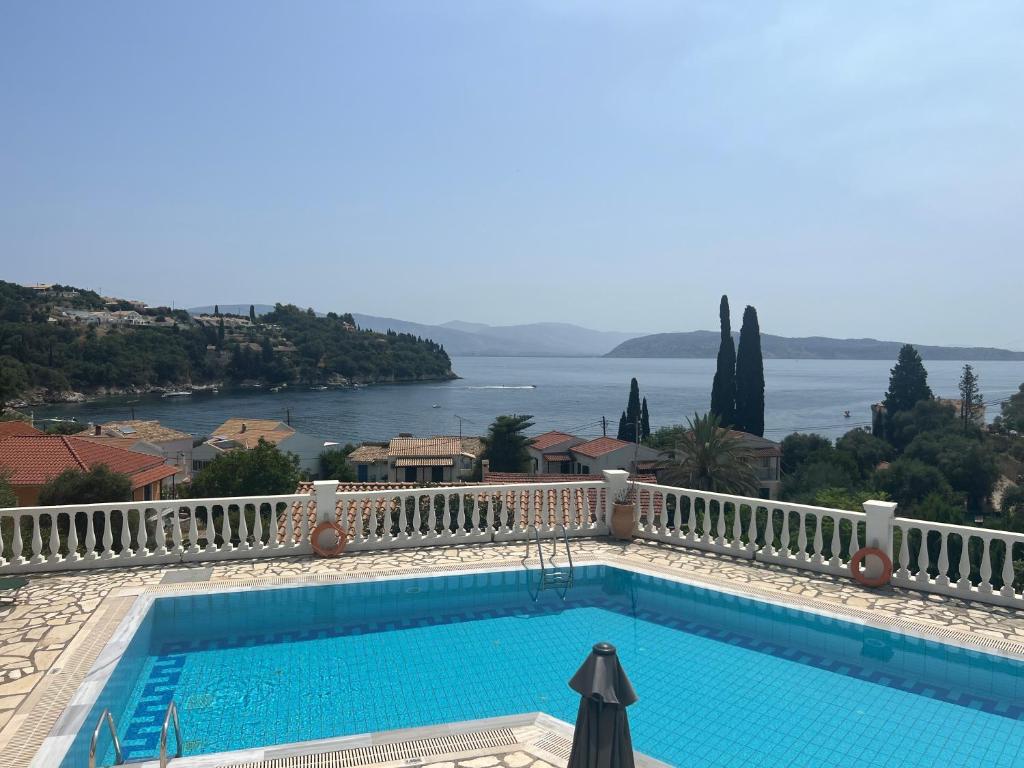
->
xmin=3 ymin=537 xmax=1024 ymax=766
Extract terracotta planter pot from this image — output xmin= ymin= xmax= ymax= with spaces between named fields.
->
xmin=610 ymin=502 xmax=635 ymax=540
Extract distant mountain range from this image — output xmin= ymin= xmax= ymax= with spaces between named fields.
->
xmin=187 ymin=307 xmax=1023 ymax=360
xmin=605 ymin=332 xmax=1024 ymax=361
xmin=188 ymin=306 xmax=642 ymax=356
xmin=352 ymin=315 xmax=642 ymax=357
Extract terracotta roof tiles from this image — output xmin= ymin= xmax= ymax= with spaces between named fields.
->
xmin=0 ymin=435 xmax=177 ymax=488
xmin=529 ymin=431 xmax=577 ymax=451
xmin=0 ymin=421 xmax=42 ymax=439
xmin=570 ymin=437 xmax=634 ymax=459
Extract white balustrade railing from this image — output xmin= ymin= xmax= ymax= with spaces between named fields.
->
xmin=628 ymin=481 xmax=867 ymax=577
xmin=892 ymin=517 xmax=1024 ymax=608
xmin=2 ymin=474 xmax=1023 ymax=610
xmin=0 ymin=494 xmax=313 ymax=573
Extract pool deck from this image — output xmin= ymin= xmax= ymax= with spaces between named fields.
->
xmin=3 ymin=537 xmax=1024 ymax=767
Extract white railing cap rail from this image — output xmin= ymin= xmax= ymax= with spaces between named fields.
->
xmin=627 ymin=481 xmax=869 ymax=518
xmin=334 ymin=481 xmax=607 ymax=498
xmin=894 ymin=516 xmax=1024 ymax=539
xmin=0 ymin=493 xmax=310 ymax=516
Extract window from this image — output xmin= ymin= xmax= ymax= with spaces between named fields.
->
xmin=404 ymin=467 xmax=417 ymax=482
xmin=144 ymin=484 xmax=153 ymax=501
xmin=357 ymin=464 xmax=368 ymax=482
xmin=759 ymin=487 xmax=771 ymax=499
xmin=582 ymin=465 xmax=590 ymax=475
xmin=560 ymin=461 xmax=571 ymax=474
xmin=431 ymin=466 xmax=444 ymax=483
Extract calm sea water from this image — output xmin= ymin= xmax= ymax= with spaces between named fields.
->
xmin=31 ymin=357 xmax=1024 ymax=443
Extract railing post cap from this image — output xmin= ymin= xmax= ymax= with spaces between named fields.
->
xmin=602 ymin=470 xmax=629 ymax=481
xmin=862 ymin=500 xmax=898 ymax=513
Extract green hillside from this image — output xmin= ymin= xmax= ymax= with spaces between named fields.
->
xmin=0 ymin=281 xmax=454 ymax=406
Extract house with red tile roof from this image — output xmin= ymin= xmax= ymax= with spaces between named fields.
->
xmin=527 ymin=431 xmax=586 ymax=474
xmin=345 ymin=436 xmax=484 ymax=484
xmin=0 ymin=421 xmax=42 ymax=439
xmin=0 ymin=435 xmax=178 ymax=506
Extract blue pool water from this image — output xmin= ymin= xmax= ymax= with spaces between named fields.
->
xmin=67 ymin=566 xmax=1024 ymax=767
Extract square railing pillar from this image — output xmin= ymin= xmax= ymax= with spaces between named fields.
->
xmin=861 ymin=499 xmax=898 ymax=580
xmin=602 ymin=470 xmax=629 ymax=530
xmin=313 ymin=480 xmax=339 ymax=523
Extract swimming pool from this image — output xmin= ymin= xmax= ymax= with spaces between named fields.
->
xmin=61 ymin=565 xmax=1024 ymax=767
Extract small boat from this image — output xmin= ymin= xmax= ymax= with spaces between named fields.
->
xmin=162 ymin=391 xmax=192 ymax=398
xmin=432 ymin=403 xmax=441 ymax=408
xmin=311 ymin=385 xmax=328 ymax=391
xmin=843 ymin=410 xmax=851 ymax=418
xmin=270 ymin=386 xmax=283 ymax=393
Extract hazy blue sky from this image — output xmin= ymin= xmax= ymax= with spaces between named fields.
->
xmin=2 ymin=2 xmax=1022 ymax=348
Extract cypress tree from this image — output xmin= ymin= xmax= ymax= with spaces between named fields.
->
xmin=617 ymin=411 xmax=628 ymax=441
xmin=710 ymin=295 xmax=736 ymax=426
xmin=214 ymin=304 xmax=220 ymax=316
xmin=249 ymin=304 xmax=256 ymax=323
xmin=958 ymin=364 xmax=982 ymax=429
xmin=883 ymin=344 xmax=932 ymax=415
xmin=734 ymin=306 xmax=765 ymax=436
xmin=640 ymin=397 xmax=651 ymax=442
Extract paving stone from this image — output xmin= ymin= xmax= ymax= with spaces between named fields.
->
xmin=459 ymin=757 xmax=500 ymax=768
xmin=503 ymin=751 xmax=534 ymax=767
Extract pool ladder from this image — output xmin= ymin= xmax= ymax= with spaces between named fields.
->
xmin=87 ymin=700 xmax=182 ymax=768
xmin=527 ymin=524 xmax=575 ymax=600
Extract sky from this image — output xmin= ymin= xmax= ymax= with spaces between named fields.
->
xmin=2 ymin=1 xmax=1023 ymax=348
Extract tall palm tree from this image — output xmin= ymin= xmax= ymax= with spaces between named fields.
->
xmin=659 ymin=412 xmax=759 ymax=495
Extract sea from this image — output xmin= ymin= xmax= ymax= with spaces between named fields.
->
xmin=29 ymin=357 xmax=1024 ymax=445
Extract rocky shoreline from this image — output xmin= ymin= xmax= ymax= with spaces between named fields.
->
xmin=8 ymin=370 xmax=460 ymax=408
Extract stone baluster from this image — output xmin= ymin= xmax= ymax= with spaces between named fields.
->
xmin=119 ymin=507 xmax=132 ymax=558
xmin=0 ymin=515 xmax=6 ymax=566
xmin=796 ymin=510 xmax=809 ymax=562
xmin=101 ymin=510 xmax=115 ymax=559
xmin=762 ymin=507 xmax=776 ymax=557
xmin=47 ymin=512 xmax=62 ymax=564
xmin=217 ymin=505 xmax=232 ymax=551
xmin=427 ymin=494 xmax=438 ymax=537
xmin=913 ymin=526 xmax=931 ymax=584
xmin=170 ymin=507 xmax=183 ymax=554
xmin=936 ymin=532 xmax=950 ymax=587
xmin=779 ymin=508 xmax=791 ymax=559
xmin=236 ymin=503 xmax=249 ymax=551
xmin=979 ymin=536 xmax=994 ymax=594
xmin=185 ymin=506 xmax=199 ymax=554
xmin=134 ymin=508 xmax=148 ymax=556
xmin=956 ymin=533 xmax=972 ymax=591
xmin=895 ymin=523 xmax=911 ymax=579
xmin=746 ymin=502 xmax=759 ymax=554
xmin=412 ymin=494 xmax=422 ymax=537
xmin=30 ymin=514 xmax=44 ymax=564
xmin=812 ymin=513 xmax=824 ymax=565
xmin=66 ymin=510 xmax=80 ymax=561
xmin=730 ymin=501 xmax=743 ymax=549
xmin=1001 ymin=538 xmax=1017 ymax=599
xmin=829 ymin=515 xmax=842 ymax=567
xmin=252 ymin=503 xmax=264 ymax=550
xmin=11 ymin=513 xmax=24 ymax=564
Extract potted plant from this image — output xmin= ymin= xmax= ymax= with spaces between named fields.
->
xmin=610 ymin=487 xmax=635 ymax=540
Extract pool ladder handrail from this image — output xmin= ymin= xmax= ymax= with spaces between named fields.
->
xmin=526 ymin=524 xmax=574 ymax=600
xmin=88 ymin=708 xmax=124 ymax=768
xmin=160 ymin=700 xmax=183 ymax=768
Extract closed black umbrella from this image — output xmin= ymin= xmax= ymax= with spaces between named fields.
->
xmin=567 ymin=642 xmax=637 ymax=768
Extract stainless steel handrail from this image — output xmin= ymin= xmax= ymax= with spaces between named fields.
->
xmin=526 ymin=524 xmax=546 ymax=573
xmin=159 ymin=700 xmax=183 ymax=768
xmin=556 ymin=523 xmax=574 ymax=578
xmin=88 ymin=708 xmax=124 ymax=768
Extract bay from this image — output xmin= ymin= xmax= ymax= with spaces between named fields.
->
xmin=29 ymin=357 xmax=1024 ymax=444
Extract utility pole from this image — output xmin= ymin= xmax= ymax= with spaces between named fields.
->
xmin=454 ymin=414 xmax=463 ymax=440
xmin=601 ymin=416 xmax=607 ymax=437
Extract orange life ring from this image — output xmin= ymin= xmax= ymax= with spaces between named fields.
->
xmin=311 ymin=521 xmax=348 ymax=557
xmin=849 ymin=546 xmax=893 ymax=588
